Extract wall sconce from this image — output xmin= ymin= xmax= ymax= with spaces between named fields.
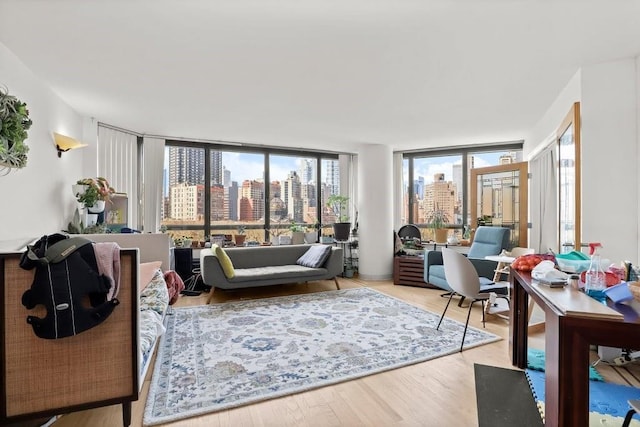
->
xmin=53 ymin=132 xmax=87 ymax=158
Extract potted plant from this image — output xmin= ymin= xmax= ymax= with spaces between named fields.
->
xmin=327 ymin=194 xmax=351 ymax=241
xmin=304 ymin=221 xmax=319 ymax=244
xmin=0 ymin=86 xmax=32 ymax=172
xmin=289 ymin=222 xmax=305 ymax=245
xmin=426 ymin=206 xmax=451 ymax=244
xmin=75 ymin=177 xmax=115 ymax=213
xmin=235 ymin=225 xmax=246 ymax=246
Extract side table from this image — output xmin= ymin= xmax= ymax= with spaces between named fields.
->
xmin=394 ymin=256 xmax=434 ymax=288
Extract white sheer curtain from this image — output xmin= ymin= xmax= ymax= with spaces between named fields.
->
xmin=529 ymin=145 xmax=557 ymax=253
xmin=142 ymin=137 xmax=165 ymax=233
xmin=97 ymin=125 xmax=139 ymax=229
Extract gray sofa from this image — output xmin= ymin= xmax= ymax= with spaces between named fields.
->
xmin=200 ymin=244 xmax=344 ymax=302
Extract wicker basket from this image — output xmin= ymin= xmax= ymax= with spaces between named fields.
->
xmin=629 ymin=281 xmax=640 ymax=302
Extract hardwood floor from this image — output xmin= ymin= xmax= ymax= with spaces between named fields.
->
xmin=52 ymin=278 xmax=639 ymax=427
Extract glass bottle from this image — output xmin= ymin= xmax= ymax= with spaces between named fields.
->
xmin=584 ymin=243 xmax=606 ymax=303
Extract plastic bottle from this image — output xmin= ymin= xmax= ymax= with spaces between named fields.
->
xmin=584 ymin=243 xmax=606 ymax=303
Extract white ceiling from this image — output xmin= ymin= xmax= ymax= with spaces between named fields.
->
xmin=2 ymin=1 xmax=640 ymax=153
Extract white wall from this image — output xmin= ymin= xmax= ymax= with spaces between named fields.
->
xmin=0 ymin=43 xmax=84 ymax=244
xmin=525 ymin=70 xmax=582 ymax=158
xmin=526 ymin=57 xmax=639 ymax=264
xmin=580 ymin=58 xmax=638 ymax=264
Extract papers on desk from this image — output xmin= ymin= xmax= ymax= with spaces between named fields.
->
xmin=531 ymin=281 xmax=624 ymax=321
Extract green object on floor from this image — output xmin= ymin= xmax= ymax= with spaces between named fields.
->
xmin=527 ymin=347 xmax=604 ymax=381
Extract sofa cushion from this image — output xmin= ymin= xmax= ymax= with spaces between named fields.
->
xmin=230 ymin=265 xmax=325 ymax=283
xmin=213 ymin=244 xmax=235 ymax=278
xmin=296 ymin=245 xmax=332 ymax=268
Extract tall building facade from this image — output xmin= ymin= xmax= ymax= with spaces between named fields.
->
xmin=422 ymin=173 xmax=456 ymax=225
xmin=239 ymin=180 xmax=265 ymax=221
xmin=283 ymin=171 xmax=303 ymax=223
xmin=211 ymin=151 xmax=223 ymax=185
xmin=168 ymin=146 xmax=205 ymax=187
xmin=324 ymin=159 xmax=340 ymax=196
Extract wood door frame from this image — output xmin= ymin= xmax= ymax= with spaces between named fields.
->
xmin=470 ymin=161 xmax=529 ymax=247
xmin=556 ymin=102 xmax=581 ymax=253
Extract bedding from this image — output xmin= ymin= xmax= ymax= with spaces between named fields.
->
xmin=139 ymin=267 xmax=170 ymax=379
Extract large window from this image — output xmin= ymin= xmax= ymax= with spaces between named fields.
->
xmin=162 ymin=142 xmax=340 ymax=245
xmin=403 ymin=143 xmax=523 ymax=242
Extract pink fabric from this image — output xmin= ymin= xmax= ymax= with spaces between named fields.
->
xmin=93 ymin=242 xmax=121 ymax=300
xmin=163 ymin=270 xmax=185 ymax=305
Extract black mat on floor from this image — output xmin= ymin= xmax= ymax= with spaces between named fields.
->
xmin=474 ymin=364 xmax=543 ymax=427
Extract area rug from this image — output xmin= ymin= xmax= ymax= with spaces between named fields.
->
xmin=526 ymin=369 xmax=640 ymax=426
xmin=474 ymin=364 xmax=543 ymax=427
xmin=143 ymin=287 xmax=500 ymax=426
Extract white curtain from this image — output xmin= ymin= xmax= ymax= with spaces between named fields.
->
xmin=97 ymin=125 xmax=139 ymax=229
xmin=529 ymin=145 xmax=557 ymax=253
xmin=142 ymin=137 xmax=165 ymax=233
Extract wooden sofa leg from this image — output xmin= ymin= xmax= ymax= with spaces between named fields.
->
xmin=206 ymin=287 xmax=216 ymax=304
xmin=334 ymin=277 xmax=341 ymax=290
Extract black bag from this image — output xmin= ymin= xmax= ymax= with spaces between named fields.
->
xmin=19 ymin=233 xmax=119 ymax=339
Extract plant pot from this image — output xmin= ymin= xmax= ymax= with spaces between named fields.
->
xmin=88 ymin=200 xmax=106 ymax=213
xmin=278 ymin=235 xmax=291 ymax=245
xmin=291 ymin=231 xmax=305 ymax=245
xmin=435 ymin=228 xmax=448 ymax=244
xmin=304 ymin=231 xmax=318 ymax=244
xmin=234 ymin=235 xmax=246 ymax=246
xmin=86 ymin=213 xmax=98 ymax=226
xmin=270 ymin=236 xmax=280 ymax=246
xmin=333 ymin=222 xmax=351 ymax=241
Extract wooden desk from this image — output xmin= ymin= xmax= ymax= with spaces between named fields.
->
xmin=510 ymin=269 xmax=639 ymax=427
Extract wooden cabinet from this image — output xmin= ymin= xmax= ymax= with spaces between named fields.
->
xmin=1 ymin=250 xmax=138 ymax=426
xmin=394 ymin=256 xmax=434 ymax=288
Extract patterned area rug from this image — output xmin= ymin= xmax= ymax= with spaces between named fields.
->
xmin=143 ymin=287 xmax=500 ymax=426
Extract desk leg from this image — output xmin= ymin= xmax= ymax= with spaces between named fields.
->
xmin=545 ymin=315 xmax=590 ymax=427
xmin=509 ymin=273 xmax=528 ymax=369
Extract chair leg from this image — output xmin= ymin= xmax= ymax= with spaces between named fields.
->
xmin=206 ymin=287 xmax=216 ymax=304
xmin=481 ymin=300 xmax=486 ymax=327
xmin=461 ymin=301 xmax=474 ymax=352
xmin=622 ymin=409 xmax=636 ymax=427
xmin=436 ymin=292 xmax=455 ymax=330
xmin=334 ymin=277 xmax=341 ymax=290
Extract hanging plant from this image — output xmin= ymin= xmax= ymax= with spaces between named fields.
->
xmin=0 ymin=86 xmax=32 ymax=170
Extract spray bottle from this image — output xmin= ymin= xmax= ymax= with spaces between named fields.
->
xmin=584 ymin=243 xmax=606 ymax=303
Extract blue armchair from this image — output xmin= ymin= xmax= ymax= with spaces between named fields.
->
xmin=423 ymin=226 xmax=511 ymax=292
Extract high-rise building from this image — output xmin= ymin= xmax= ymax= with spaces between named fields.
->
xmin=283 ymin=171 xmax=303 ymax=223
xmin=168 ymin=146 xmax=205 ymax=187
xmin=423 ymin=173 xmax=456 ymax=224
xmin=324 ymin=159 xmax=340 ymax=195
xmin=413 ymin=176 xmax=425 ymax=200
xmin=211 ymin=151 xmax=223 ymax=185
xmin=170 ymin=183 xmax=200 ymax=221
xmin=210 ymin=184 xmax=225 ymax=221
xmin=225 ymin=181 xmax=239 ymax=221
xmin=297 ymin=158 xmax=315 ymax=185
xmin=239 ymin=180 xmax=265 ymax=221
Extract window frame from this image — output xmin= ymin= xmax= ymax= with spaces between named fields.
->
xmin=163 ymin=140 xmax=340 ymax=241
xmin=402 ymin=142 xmax=523 ymax=233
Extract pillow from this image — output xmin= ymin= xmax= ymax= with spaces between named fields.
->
xmin=297 ymin=245 xmax=332 ymax=268
xmin=139 ymin=261 xmax=162 ymax=291
xmin=212 ymin=244 xmax=235 ymax=278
